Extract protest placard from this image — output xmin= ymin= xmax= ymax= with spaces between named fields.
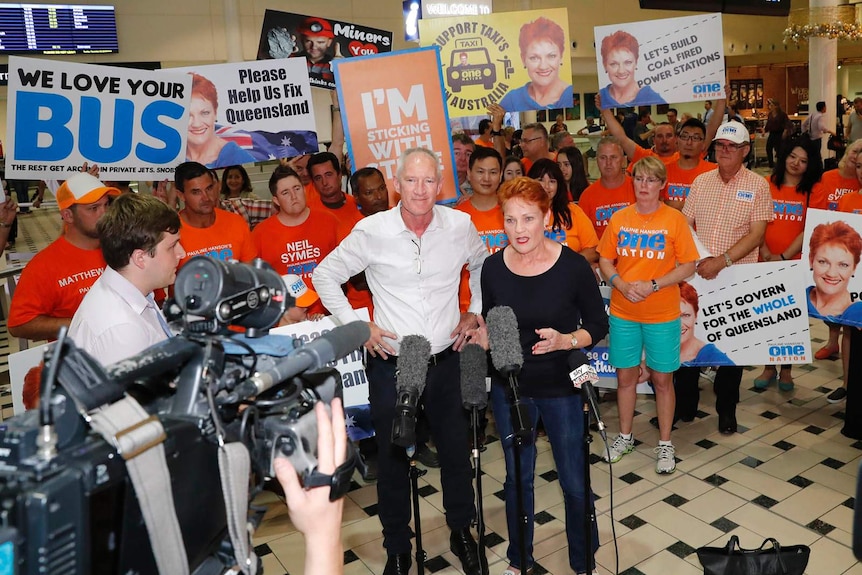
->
xmin=419 ymin=8 xmax=573 ymax=117
xmin=801 ymin=208 xmax=862 ymax=328
xmin=334 ymin=47 xmax=459 ymax=204
xmin=270 ymin=309 xmax=373 ymax=441
xmin=684 ymin=261 xmax=811 ymax=366
xmin=6 ymin=56 xmax=190 ymax=180
xmin=257 ymin=10 xmax=393 ymax=90
xmin=169 ymin=59 xmax=317 ymax=169
xmin=594 ymin=13 xmax=725 ymax=109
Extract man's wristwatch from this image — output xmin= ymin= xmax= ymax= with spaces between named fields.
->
xmin=723 ymin=253 xmax=733 ymax=267
xmin=490 ymin=129 xmax=503 ymax=137
xmin=570 ymin=333 xmax=579 ymax=349
xmin=651 ymin=279 xmax=659 ymax=292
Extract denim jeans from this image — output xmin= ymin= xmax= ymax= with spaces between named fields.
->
xmin=490 ymin=382 xmax=599 ymax=573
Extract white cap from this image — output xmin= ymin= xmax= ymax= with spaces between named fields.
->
xmin=713 ymin=121 xmax=750 ymax=145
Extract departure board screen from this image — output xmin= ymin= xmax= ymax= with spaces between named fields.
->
xmin=0 ymin=4 xmax=118 ymax=54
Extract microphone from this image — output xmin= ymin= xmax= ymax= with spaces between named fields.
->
xmin=391 ymin=335 xmax=431 ymax=450
xmin=485 ymin=306 xmax=531 ymax=441
xmin=460 ymin=343 xmax=488 ymax=410
xmin=485 ymin=306 xmax=524 ymax=377
xmin=234 ymin=321 xmax=371 ymax=399
xmin=567 ymin=350 xmax=606 ymax=441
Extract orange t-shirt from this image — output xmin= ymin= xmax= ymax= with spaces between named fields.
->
xmin=629 ymin=146 xmax=680 ymax=172
xmin=764 ymin=182 xmax=806 ymax=259
xmin=307 ymin=193 xmax=363 ymax=241
xmin=456 ymin=200 xmax=506 ymax=312
xmin=579 ymin=176 xmax=636 ymax=239
xmin=545 ymin=203 xmax=599 ymax=252
xmin=663 ymin=159 xmax=715 ymax=203
xmin=474 ymin=138 xmax=494 ymax=148
xmin=8 ymin=236 xmax=106 ymax=330
xmin=179 ymin=209 xmax=257 ymax=268
xmin=810 ymin=169 xmax=859 ymax=210
xmin=838 ymin=191 xmax=862 ymax=214
xmin=597 ymin=203 xmax=699 ymax=323
xmin=252 ymin=209 xmax=339 ymax=281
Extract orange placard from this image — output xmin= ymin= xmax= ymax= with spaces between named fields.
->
xmin=334 ymin=47 xmax=458 ymax=204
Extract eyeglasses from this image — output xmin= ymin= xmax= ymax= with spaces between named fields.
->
xmin=715 ymin=142 xmax=747 ymax=152
xmin=522 ymin=136 xmax=544 ymax=144
xmin=678 ymin=133 xmax=705 ymax=142
xmin=633 ymin=176 xmax=662 ymax=185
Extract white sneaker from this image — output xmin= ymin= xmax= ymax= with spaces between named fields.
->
xmin=655 ymin=443 xmax=676 ymax=474
xmin=602 ymin=434 xmax=635 ymax=463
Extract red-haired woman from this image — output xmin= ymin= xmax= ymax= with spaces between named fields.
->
xmin=186 ymin=73 xmax=255 ymax=168
xmin=598 ymin=30 xmax=666 ymax=107
xmin=467 ymin=176 xmax=607 ymax=575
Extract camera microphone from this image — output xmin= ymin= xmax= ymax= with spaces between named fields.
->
xmin=391 ymin=335 xmax=431 ymax=450
xmin=568 ymin=350 xmax=606 ymax=441
xmin=485 ymin=306 xmax=531 ymax=440
xmin=460 ymin=343 xmax=488 ymax=410
xmin=236 ymin=321 xmax=371 ymax=399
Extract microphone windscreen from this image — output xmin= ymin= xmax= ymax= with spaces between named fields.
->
xmin=396 ymin=335 xmax=431 ymax=394
xmin=460 ymin=343 xmax=488 ymax=409
xmin=567 ymin=349 xmax=591 ymax=371
xmin=486 ymin=306 xmax=523 ymax=374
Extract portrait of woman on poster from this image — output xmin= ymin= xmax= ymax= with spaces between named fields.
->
xmin=186 ymin=73 xmax=256 ymax=169
xmin=597 ymin=30 xmax=666 ymax=109
xmin=807 ymin=220 xmax=862 ymax=326
xmin=679 ymin=281 xmax=734 ymax=366
xmin=499 ymin=17 xmax=574 ymax=112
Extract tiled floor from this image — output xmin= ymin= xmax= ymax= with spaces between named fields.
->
xmin=3 ymin=183 xmax=861 ymax=574
xmin=249 ymin=339 xmax=862 ymax=575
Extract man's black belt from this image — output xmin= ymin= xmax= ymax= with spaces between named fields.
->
xmin=380 ymin=345 xmax=456 ymax=366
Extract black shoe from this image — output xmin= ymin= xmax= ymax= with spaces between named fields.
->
xmin=413 ymin=444 xmax=440 ymax=468
xmin=383 ymin=553 xmax=412 ymax=575
xmin=359 ymin=452 xmax=377 ymax=482
xmin=450 ymin=528 xmax=488 ymax=575
xmin=718 ymin=412 xmax=737 ymax=435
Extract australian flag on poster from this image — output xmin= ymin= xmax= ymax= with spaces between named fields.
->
xmin=345 ymin=404 xmax=374 ymax=441
xmin=216 ymin=125 xmax=318 ymax=160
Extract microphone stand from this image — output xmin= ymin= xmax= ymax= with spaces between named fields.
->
xmin=469 ymin=403 xmax=487 ymax=570
xmin=582 ymin=401 xmax=596 ymax=574
xmin=506 ymin=372 xmax=532 ymax=573
xmin=409 ymin=450 xmax=428 ymax=575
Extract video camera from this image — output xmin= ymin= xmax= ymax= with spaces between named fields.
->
xmin=0 ymin=257 xmax=368 ymax=575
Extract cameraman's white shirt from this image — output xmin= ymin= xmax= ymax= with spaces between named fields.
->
xmin=68 ymin=267 xmax=169 ymax=366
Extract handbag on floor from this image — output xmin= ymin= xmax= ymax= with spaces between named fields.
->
xmin=696 ymin=535 xmax=810 ymax=575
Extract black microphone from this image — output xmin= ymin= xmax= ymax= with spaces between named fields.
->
xmin=486 ymin=306 xmax=524 ymax=376
xmin=567 ymin=350 xmax=606 ymax=441
xmin=485 ymin=306 xmax=531 ymax=441
xmin=460 ymin=343 xmax=488 ymax=410
xmin=391 ymin=335 xmax=431 ymax=450
xmin=234 ymin=321 xmax=371 ymax=399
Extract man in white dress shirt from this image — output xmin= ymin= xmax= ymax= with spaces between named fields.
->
xmin=313 ymin=147 xmax=489 ymax=575
xmin=69 ymin=193 xmax=185 ymax=366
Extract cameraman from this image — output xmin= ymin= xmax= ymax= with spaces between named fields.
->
xmin=69 ymin=193 xmax=184 ymax=365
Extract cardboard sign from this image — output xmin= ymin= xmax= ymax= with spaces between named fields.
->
xmin=419 ymin=8 xmax=573 ymax=117
xmin=594 ymin=13 xmax=725 ymax=109
xmin=270 ymin=309 xmax=373 ymax=440
xmin=169 ymin=59 xmax=317 ymax=168
xmin=334 ymin=47 xmax=459 ymax=204
xmin=801 ymin=208 xmax=862 ymax=328
xmin=257 ymin=10 xmax=393 ymax=90
xmin=6 ymin=56 xmax=190 ymax=179
xmin=684 ymin=261 xmax=811 ymax=366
